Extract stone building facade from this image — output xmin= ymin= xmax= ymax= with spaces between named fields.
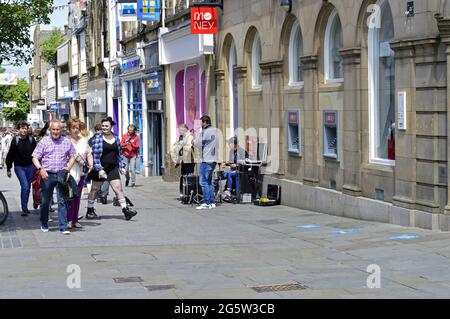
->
xmin=215 ymin=0 xmax=450 ymax=230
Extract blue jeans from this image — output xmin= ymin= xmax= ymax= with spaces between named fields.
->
xmin=199 ymin=162 xmax=216 ymax=205
xmin=224 ymin=170 xmax=238 ymax=191
xmin=14 ymin=165 xmax=34 ymax=211
xmin=40 ymin=171 xmax=69 ymax=231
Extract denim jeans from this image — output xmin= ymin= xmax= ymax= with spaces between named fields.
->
xmin=99 ymin=180 xmax=109 ymax=198
xmin=224 ymin=170 xmax=238 ymax=191
xmin=124 ymin=156 xmax=136 ymax=184
xmin=14 ymin=165 xmax=34 ymax=210
xmin=40 ymin=171 xmax=69 ymax=231
xmin=199 ymin=162 xmax=216 ymax=205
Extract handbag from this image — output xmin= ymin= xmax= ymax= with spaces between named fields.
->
xmin=68 ymin=175 xmax=80 ymax=200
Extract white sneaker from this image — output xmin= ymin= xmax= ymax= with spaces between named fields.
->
xmin=210 ymin=204 xmax=216 ymax=209
xmin=196 ymin=204 xmax=210 ymax=210
xmin=61 ymin=230 xmax=71 ymax=235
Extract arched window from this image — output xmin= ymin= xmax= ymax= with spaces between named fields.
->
xmin=289 ymin=20 xmax=304 ymax=84
xmin=252 ymin=33 xmax=262 ymax=88
xmin=324 ymin=9 xmax=343 ymax=82
xmin=368 ymin=0 xmax=395 ymax=164
xmin=229 ymin=41 xmax=238 ymax=136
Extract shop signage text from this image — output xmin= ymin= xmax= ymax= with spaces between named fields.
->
xmin=137 ymin=0 xmax=160 ymax=21
xmin=191 ymin=7 xmax=218 ymax=34
xmin=122 ymin=58 xmax=140 ymax=72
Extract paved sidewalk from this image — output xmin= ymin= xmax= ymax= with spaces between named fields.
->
xmin=1 ymin=169 xmax=450 ymax=299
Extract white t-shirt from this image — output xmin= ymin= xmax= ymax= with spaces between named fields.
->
xmin=70 ymin=136 xmax=91 ymax=183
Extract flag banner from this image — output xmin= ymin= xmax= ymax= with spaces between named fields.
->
xmin=137 ymin=0 xmax=160 ymax=21
xmin=0 ymin=73 xmax=18 ymax=85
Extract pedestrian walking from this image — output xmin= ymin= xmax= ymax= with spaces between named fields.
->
xmin=0 ymin=131 xmax=12 ymax=169
xmin=5 ymin=121 xmax=37 ymax=216
xmin=67 ymin=117 xmax=93 ymax=229
xmin=88 ymin=123 xmax=109 ymax=204
xmin=120 ymin=124 xmax=140 ymax=187
xmin=193 ymin=115 xmax=219 ymax=210
xmin=32 ymin=120 xmax=77 ymax=234
xmin=86 ymin=117 xmax=137 ymax=220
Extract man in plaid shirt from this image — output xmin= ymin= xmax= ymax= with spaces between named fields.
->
xmin=32 ymin=120 xmax=77 ymax=234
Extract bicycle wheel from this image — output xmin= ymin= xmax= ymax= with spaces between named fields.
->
xmin=0 ymin=191 xmax=9 ymax=225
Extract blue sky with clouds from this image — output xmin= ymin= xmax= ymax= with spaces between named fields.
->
xmin=2 ymin=0 xmax=69 ymax=81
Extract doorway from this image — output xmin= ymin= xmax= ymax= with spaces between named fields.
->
xmin=147 ymin=101 xmax=163 ymax=176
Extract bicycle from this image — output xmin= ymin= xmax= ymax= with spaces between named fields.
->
xmin=0 ymin=191 xmax=9 ymax=225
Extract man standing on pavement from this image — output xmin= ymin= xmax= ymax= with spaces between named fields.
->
xmin=6 ymin=121 xmax=37 ymax=216
xmin=120 ymin=124 xmax=140 ymax=187
xmin=32 ymin=120 xmax=77 ymax=234
xmin=194 ymin=115 xmax=218 ymax=210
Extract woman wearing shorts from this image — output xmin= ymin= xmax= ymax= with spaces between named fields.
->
xmin=86 ymin=117 xmax=137 ymax=220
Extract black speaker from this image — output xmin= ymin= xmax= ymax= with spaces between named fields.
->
xmin=182 ymin=175 xmax=203 ymax=197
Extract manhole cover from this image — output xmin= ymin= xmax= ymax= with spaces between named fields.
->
xmin=113 ymin=277 xmax=144 ymax=283
xmin=250 ymin=283 xmax=307 ymax=293
xmin=145 ymin=284 xmax=176 ymax=291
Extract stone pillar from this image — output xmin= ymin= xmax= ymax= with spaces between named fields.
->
xmin=436 ymin=14 xmax=450 ymax=215
xmin=340 ymin=48 xmax=363 ymax=196
xmin=235 ymin=66 xmax=248 ymax=131
xmin=301 ymin=55 xmax=319 ymax=186
xmin=260 ymin=60 xmax=284 ymax=175
xmin=390 ymin=40 xmax=416 ymax=210
xmin=214 ymin=68 xmax=225 ymax=134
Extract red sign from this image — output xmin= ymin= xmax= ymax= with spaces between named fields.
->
xmin=325 ymin=112 xmax=336 ymax=125
xmin=288 ymin=111 xmax=298 ymax=124
xmin=191 ymin=7 xmax=218 ymax=34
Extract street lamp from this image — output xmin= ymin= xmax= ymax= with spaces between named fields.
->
xmin=279 ymin=0 xmax=292 ymax=13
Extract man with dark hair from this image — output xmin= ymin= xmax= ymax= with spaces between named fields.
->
xmin=120 ymin=124 xmax=140 ymax=187
xmin=194 ymin=115 xmax=218 ymax=210
xmin=222 ymin=136 xmax=248 ymax=199
xmin=6 ymin=121 xmax=37 ymax=216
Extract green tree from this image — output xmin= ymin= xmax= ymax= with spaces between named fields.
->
xmin=0 ymin=79 xmax=29 ymax=123
xmin=0 ymin=0 xmax=53 ymax=66
xmin=41 ymin=28 xmax=64 ymax=66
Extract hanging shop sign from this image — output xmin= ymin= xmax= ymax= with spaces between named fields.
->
xmin=118 ymin=3 xmax=138 ymax=22
xmin=137 ymin=0 xmax=160 ymax=21
xmin=191 ymin=7 xmax=218 ymax=34
xmin=122 ymin=57 xmax=141 ymax=73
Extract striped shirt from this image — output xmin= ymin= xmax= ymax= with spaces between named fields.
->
xmin=32 ymin=136 xmax=76 ymax=173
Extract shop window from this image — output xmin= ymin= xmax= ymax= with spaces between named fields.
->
xmin=289 ymin=21 xmax=304 ymax=85
xmin=324 ymin=9 xmax=343 ymax=82
xmin=368 ymin=0 xmax=395 ymax=164
xmin=252 ymin=33 xmax=262 ymax=89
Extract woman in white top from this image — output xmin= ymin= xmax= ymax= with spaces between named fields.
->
xmin=67 ymin=118 xmax=93 ymax=228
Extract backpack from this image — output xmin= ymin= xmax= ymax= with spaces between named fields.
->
xmin=15 ymin=135 xmax=35 ymax=145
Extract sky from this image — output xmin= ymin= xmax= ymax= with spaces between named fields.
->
xmin=2 ymin=0 xmax=69 ymax=81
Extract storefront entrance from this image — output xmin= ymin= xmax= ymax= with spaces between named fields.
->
xmin=148 ymin=101 xmax=164 ymax=176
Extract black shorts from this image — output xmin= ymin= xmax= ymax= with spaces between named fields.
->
xmin=89 ymin=166 xmax=121 ymax=182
